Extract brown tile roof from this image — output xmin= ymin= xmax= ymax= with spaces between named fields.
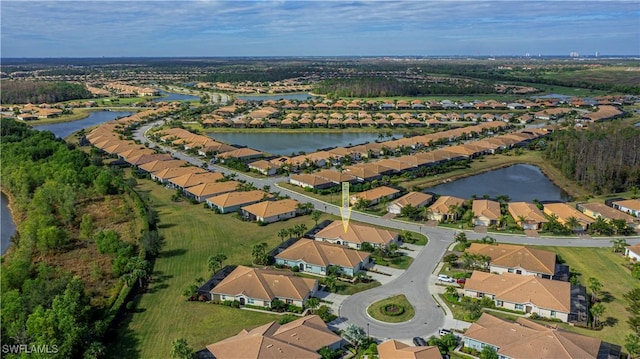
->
xmin=152 ymin=166 xmax=206 ymax=181
xmin=464 ymin=313 xmax=608 ymax=359
xmin=467 ymin=243 xmax=556 ymax=275
xmin=125 ymin=153 xmax=173 ymax=165
xmin=218 ymin=147 xmax=263 ymax=159
xmin=211 ymin=266 xmax=316 ymax=302
xmin=612 ymin=199 xmax=640 ymax=211
xmin=350 ymin=186 xmax=400 ymax=204
xmin=465 ymin=271 xmax=570 ymax=312
xmin=428 ymin=196 xmax=466 ymax=215
xmin=138 ymin=159 xmax=188 ymax=173
xmin=207 ymin=190 xmax=270 ymax=209
xmin=290 ymin=173 xmax=334 ymax=187
xmin=314 ymin=170 xmax=358 ymax=184
xmin=315 ymin=221 xmax=398 ymax=246
xmin=472 ymin=199 xmax=501 ymax=221
xmin=241 ymin=199 xmax=299 ymax=218
xmin=578 ymin=202 xmax=637 ymax=222
xmin=184 ymin=180 xmax=240 ymax=197
xmin=391 ymin=192 xmax=434 ymax=209
xmin=168 ymin=171 xmax=225 ymax=188
xmin=276 ymin=239 xmax=370 ymax=268
xmin=508 ymin=202 xmax=548 ymax=225
xmin=377 ymin=340 xmax=442 ymax=359
xmin=206 ymin=315 xmax=340 ymax=359
xmin=543 ymin=203 xmax=595 ymax=226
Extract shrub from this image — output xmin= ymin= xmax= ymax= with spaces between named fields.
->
xmin=291 ymin=265 xmax=300 ymax=272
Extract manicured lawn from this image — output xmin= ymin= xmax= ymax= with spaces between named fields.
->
xmin=530 ymin=246 xmax=637 ymax=346
xmin=367 ymin=295 xmax=415 ymax=323
xmin=107 ymin=176 xmax=336 ymax=358
xmin=371 ymin=254 xmax=413 ymax=269
xmin=335 ymin=280 xmax=381 ymax=295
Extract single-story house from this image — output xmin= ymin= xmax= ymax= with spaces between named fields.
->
xmin=206 ymin=190 xmax=270 ymax=213
xmin=204 ymin=315 xmax=342 ymax=359
xmin=625 ymin=244 xmax=640 ymax=261
xmin=426 ymin=195 xmax=466 ymax=222
xmin=247 ymin=160 xmax=278 ymax=176
xmin=349 ymin=186 xmax=401 ymax=206
xmin=314 ymin=220 xmax=399 ymax=249
xmin=508 ymin=202 xmax=548 ymax=230
xmin=611 ymin=199 xmax=640 ymax=217
xmin=289 ymin=174 xmax=335 ymax=190
xmin=210 ymin=266 xmax=317 ymax=308
xmin=577 ymin=202 xmax=640 ymax=231
xmin=167 ymin=171 xmax=225 ymax=191
xmin=466 ymin=243 xmax=558 ymax=279
xmin=463 ymin=313 xmax=621 ymax=359
xmin=463 ymin=271 xmax=574 ymax=322
xmin=275 ymin=239 xmax=372 ymax=277
xmin=183 ymin=180 xmax=240 ymax=202
xmin=241 ymin=199 xmax=299 ymax=224
xmin=472 ymin=199 xmax=501 ymax=227
xmin=543 ymin=202 xmax=594 ymax=231
xmin=377 ymin=340 xmax=442 ymax=359
xmin=151 ymin=166 xmax=205 ymax=183
xmin=137 ymin=159 xmax=188 ymax=174
xmin=387 ymin=191 xmax=434 ymax=215
xmin=216 ymin=147 xmax=264 ymax=162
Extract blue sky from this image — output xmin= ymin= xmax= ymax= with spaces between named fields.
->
xmin=1 ymin=1 xmax=639 ymax=57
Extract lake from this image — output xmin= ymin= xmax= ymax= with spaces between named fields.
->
xmin=34 ymin=110 xmax=133 ymax=139
xmin=425 ymin=164 xmax=571 ymax=202
xmin=209 ymin=132 xmax=401 ymax=156
xmin=237 ymin=93 xmax=316 ymax=101
xmin=153 ymin=90 xmax=200 ymax=102
xmin=1 ymin=193 xmax=16 ymax=255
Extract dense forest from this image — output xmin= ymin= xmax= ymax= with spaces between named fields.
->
xmin=545 ymin=123 xmax=640 ymax=194
xmin=1 ymin=81 xmax=92 ymax=104
xmin=313 ymin=76 xmax=495 ymax=97
xmin=1 ymin=119 xmax=160 ymax=358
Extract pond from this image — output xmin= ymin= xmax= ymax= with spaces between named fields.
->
xmin=209 ymin=132 xmax=401 ymax=156
xmin=34 ymin=110 xmax=133 ymax=138
xmin=1 ymin=193 xmax=16 ymax=255
xmin=425 ymin=164 xmax=571 ymax=202
xmin=236 ymin=93 xmax=316 ymax=101
xmin=152 ymin=90 xmax=200 ymax=102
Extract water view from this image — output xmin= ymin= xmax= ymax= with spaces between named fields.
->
xmin=425 ymin=164 xmax=571 ymax=202
xmin=153 ymin=91 xmax=200 ymax=102
xmin=34 ymin=110 xmax=133 ymax=138
xmin=1 ymin=193 xmax=16 ymax=255
xmin=209 ymin=132 xmax=400 ymax=155
xmin=237 ymin=93 xmax=316 ymax=101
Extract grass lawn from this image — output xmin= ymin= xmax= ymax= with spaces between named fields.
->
xmin=335 ymin=280 xmax=381 ymax=295
xmin=528 ymin=246 xmax=637 ymax=347
xmin=107 ymin=176 xmax=337 ymax=358
xmin=371 ymin=254 xmax=413 ymax=270
xmin=438 ymin=294 xmax=468 ymax=321
xmin=367 ymin=295 xmax=416 ymax=323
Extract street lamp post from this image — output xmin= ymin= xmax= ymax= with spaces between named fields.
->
xmin=367 ymin=323 xmax=370 ymax=339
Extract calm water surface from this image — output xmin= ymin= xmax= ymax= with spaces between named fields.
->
xmin=34 ymin=111 xmax=133 ymax=138
xmin=426 ymin=164 xmax=570 ymax=202
xmin=153 ymin=91 xmax=200 ymax=102
xmin=1 ymin=193 xmax=16 ymax=255
xmin=210 ymin=132 xmax=400 ymax=155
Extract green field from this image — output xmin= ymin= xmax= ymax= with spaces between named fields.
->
xmin=366 ymin=294 xmax=416 ymax=323
xmin=108 ymin=177 xmax=337 ymax=358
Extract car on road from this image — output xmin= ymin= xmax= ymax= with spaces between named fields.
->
xmin=456 ymin=278 xmax=466 ymax=285
xmin=413 ymin=336 xmax=427 ymax=346
xmin=437 ymin=274 xmax=455 ymax=283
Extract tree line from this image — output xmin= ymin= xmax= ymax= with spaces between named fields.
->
xmin=544 ymin=123 xmax=640 ymax=194
xmin=1 ymin=119 xmax=160 ymax=358
xmin=1 ymin=80 xmax=92 ymax=104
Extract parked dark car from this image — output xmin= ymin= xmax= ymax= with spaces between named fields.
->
xmin=413 ymin=336 xmax=427 ymax=346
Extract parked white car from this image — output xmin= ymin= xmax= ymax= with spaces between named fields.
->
xmin=437 ymin=274 xmax=455 ymax=283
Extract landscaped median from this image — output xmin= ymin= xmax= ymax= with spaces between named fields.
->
xmin=366 ymin=295 xmax=415 ymax=323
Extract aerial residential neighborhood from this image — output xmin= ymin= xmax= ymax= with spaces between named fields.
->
xmin=1 ymin=2 xmax=640 ymax=359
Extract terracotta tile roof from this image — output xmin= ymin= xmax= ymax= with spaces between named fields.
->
xmin=508 ymin=202 xmax=548 ymax=225
xmin=138 ymin=159 xmax=188 ymax=173
xmin=152 ymin=166 xmax=206 ymax=181
xmin=168 ymin=171 xmax=225 ymax=188
xmin=211 ymin=266 xmax=316 ymax=302
xmin=314 ymin=170 xmax=358 ymax=184
xmin=315 ymin=221 xmax=398 ymax=246
xmin=467 ymin=243 xmax=556 ymax=275
xmin=377 ymin=340 xmax=442 ymax=359
xmin=543 ymin=203 xmax=594 ymax=226
xmin=612 ymin=199 xmax=640 ymax=211
xmin=276 ymin=239 xmax=370 ymax=268
xmin=289 ymin=174 xmax=333 ymax=187
xmin=184 ymin=180 xmax=240 ymax=197
xmin=428 ymin=196 xmax=465 ymax=215
xmin=125 ymin=153 xmax=173 ymax=166
xmin=465 ymin=271 xmax=570 ymax=312
xmin=472 ymin=199 xmax=501 ymax=221
xmin=578 ymin=202 xmax=637 ymax=222
xmin=464 ymin=313 xmax=609 ymax=359
xmin=241 ymin=199 xmax=299 ymax=218
xmin=217 ymin=147 xmax=263 ymax=159
xmin=207 ymin=190 xmax=269 ymax=208
xmin=206 ymin=315 xmax=340 ymax=359
xmin=391 ymin=192 xmax=433 ymax=209
xmin=350 ymin=186 xmax=401 ymax=204
xmin=375 ymin=159 xmax=416 ymax=171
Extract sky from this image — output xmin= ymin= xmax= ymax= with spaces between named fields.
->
xmin=1 ymin=0 xmax=639 ymax=58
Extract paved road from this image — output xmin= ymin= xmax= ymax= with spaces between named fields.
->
xmin=133 ymin=120 xmax=640 ymax=341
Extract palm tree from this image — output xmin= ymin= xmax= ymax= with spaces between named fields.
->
xmin=323 ymin=275 xmax=337 ymax=293
xmin=517 ymin=215 xmax=527 ymax=229
xmin=590 ymin=303 xmax=606 ymax=328
xmin=171 ymin=338 xmax=194 ymax=359
xmin=306 ymin=297 xmax=320 ymax=313
xmin=565 ymin=216 xmax=581 ymax=232
xmin=447 ymin=204 xmax=460 ymax=223
xmin=588 ymin=277 xmax=603 ymax=303
xmin=208 ymin=253 xmax=227 ymax=272
xmin=277 ymin=229 xmax=289 ymax=242
xmin=311 ymin=210 xmax=321 ymax=226
xmin=610 ymin=238 xmax=628 ymax=253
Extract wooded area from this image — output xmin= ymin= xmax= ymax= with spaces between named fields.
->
xmin=0 ymin=119 xmax=159 ymax=358
xmin=545 ymin=123 xmax=640 ymax=194
xmin=1 ymin=81 xmax=91 ymax=104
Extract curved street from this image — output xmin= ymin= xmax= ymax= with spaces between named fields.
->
xmin=133 ymin=119 xmax=640 ymax=341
